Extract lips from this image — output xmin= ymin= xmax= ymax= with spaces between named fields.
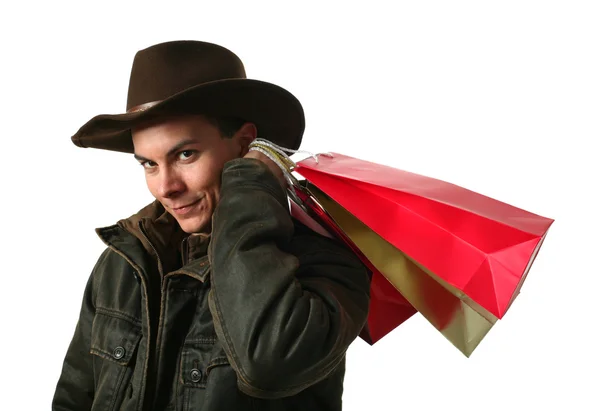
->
xmin=173 ymin=200 xmax=200 ymax=210
xmin=171 ymin=198 xmax=202 ymax=215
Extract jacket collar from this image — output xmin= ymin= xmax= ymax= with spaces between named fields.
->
xmin=95 ymin=199 xmax=211 ymax=281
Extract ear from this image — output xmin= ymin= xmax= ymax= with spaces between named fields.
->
xmin=236 ymin=122 xmax=258 ymax=156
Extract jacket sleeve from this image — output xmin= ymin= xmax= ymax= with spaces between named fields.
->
xmin=52 ymin=249 xmax=108 ymax=410
xmin=208 ymin=158 xmax=371 ymax=399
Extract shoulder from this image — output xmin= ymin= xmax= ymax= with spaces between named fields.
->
xmin=89 ymin=247 xmax=136 ymax=287
xmin=92 ymin=247 xmax=126 ymax=272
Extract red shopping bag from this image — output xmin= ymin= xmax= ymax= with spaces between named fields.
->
xmin=290 ymin=192 xmax=417 ymax=344
xmin=294 ymin=153 xmax=554 ymax=321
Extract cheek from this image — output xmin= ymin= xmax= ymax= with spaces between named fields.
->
xmin=144 ymin=175 xmax=159 ymax=196
xmin=185 ymin=160 xmax=225 ymax=192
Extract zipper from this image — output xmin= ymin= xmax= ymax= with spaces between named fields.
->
xmin=181 ymin=236 xmax=189 ymax=266
xmin=137 ymin=220 xmax=167 ymax=409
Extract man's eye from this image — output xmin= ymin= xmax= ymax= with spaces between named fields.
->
xmin=179 ymin=150 xmax=196 ymax=160
xmin=140 ymin=161 xmax=155 ymax=169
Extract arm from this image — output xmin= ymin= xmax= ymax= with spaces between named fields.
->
xmin=52 ymin=249 xmax=108 ymax=410
xmin=208 ymin=158 xmax=370 ymax=399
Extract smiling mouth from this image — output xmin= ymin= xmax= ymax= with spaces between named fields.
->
xmin=173 ymin=200 xmax=200 ymax=210
xmin=172 ymin=199 xmax=202 ymax=215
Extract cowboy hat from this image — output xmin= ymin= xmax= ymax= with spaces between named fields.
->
xmin=70 ymin=40 xmax=305 ymax=153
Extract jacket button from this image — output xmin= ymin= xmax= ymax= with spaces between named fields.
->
xmin=113 ymin=346 xmax=126 ymax=360
xmin=190 ymin=368 xmax=202 ymax=383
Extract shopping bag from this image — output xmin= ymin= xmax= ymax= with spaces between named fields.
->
xmin=294 ymin=153 xmax=554 ymax=321
xmin=302 ymin=182 xmax=497 ymax=356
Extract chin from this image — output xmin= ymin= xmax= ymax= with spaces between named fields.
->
xmin=177 ymin=217 xmax=210 ymax=234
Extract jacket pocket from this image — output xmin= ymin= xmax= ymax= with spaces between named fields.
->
xmin=90 ymin=310 xmax=143 ymax=411
xmin=179 ymin=338 xmax=233 ymax=410
xmin=179 ymin=338 xmax=229 ymax=388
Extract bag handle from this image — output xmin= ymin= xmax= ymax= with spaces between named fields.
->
xmin=247 ymin=139 xmax=332 ymax=207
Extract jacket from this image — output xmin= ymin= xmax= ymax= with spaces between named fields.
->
xmin=52 ymin=157 xmax=371 ymax=411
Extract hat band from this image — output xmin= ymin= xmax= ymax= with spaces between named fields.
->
xmin=127 ymin=100 xmax=162 ymax=113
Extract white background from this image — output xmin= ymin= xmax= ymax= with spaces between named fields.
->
xmin=1 ymin=1 xmax=599 ymax=409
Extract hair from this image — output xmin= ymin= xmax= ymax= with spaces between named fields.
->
xmin=204 ymin=115 xmax=247 ymax=139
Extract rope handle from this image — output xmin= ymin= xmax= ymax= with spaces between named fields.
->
xmin=247 ymin=139 xmax=333 ymax=208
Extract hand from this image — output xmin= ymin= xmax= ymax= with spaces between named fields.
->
xmin=244 ymin=150 xmax=287 ymax=189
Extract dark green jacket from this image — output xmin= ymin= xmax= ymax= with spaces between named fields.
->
xmin=52 ymin=158 xmax=371 ymax=411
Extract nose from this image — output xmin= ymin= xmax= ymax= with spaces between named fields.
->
xmin=156 ymin=167 xmax=186 ymax=199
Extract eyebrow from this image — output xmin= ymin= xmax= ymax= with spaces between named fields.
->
xmin=133 ymin=139 xmax=198 ymax=162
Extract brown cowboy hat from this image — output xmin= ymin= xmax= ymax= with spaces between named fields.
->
xmin=70 ymin=40 xmax=305 ymax=153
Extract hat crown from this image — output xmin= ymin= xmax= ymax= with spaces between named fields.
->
xmin=126 ymin=41 xmax=247 ymax=111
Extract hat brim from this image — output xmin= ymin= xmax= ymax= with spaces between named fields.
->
xmin=71 ymin=78 xmax=305 ymax=153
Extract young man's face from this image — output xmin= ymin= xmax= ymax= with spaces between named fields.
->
xmin=132 ymin=114 xmax=255 ymax=234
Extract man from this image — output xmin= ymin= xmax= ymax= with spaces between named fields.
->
xmin=52 ymin=40 xmax=370 ymax=411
